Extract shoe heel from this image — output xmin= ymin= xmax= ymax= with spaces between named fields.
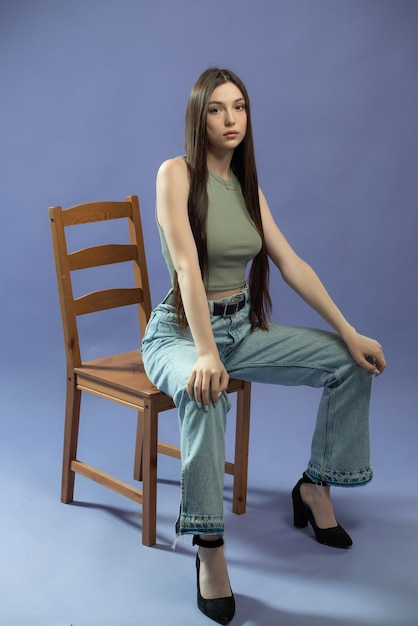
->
xmin=293 ymin=500 xmax=309 ymax=528
xmin=292 ymin=485 xmax=309 ymax=528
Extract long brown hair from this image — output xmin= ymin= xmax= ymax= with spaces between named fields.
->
xmin=173 ymin=67 xmax=271 ymax=330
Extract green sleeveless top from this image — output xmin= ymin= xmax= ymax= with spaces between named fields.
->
xmin=158 ymin=168 xmax=262 ymax=291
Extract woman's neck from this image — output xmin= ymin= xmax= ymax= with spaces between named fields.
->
xmin=206 ymin=152 xmax=233 ymax=180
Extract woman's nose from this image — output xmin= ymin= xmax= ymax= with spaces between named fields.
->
xmin=225 ymin=111 xmax=236 ymax=126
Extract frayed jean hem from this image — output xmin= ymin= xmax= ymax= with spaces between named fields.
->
xmin=175 ymin=514 xmax=224 ymax=538
xmin=172 ymin=515 xmax=224 ymax=549
xmin=306 ymin=463 xmax=373 ymax=487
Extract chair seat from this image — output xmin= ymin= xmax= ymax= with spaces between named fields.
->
xmin=76 ymin=349 xmax=246 ymax=408
xmin=75 ymin=350 xmax=175 ymax=411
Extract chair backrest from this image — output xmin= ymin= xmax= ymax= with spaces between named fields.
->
xmin=49 ymin=195 xmax=152 ymax=372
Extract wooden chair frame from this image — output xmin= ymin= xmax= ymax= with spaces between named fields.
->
xmin=49 ymin=195 xmax=251 ymax=546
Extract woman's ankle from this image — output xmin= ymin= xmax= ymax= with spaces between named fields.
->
xmin=300 ymin=482 xmax=337 ymax=528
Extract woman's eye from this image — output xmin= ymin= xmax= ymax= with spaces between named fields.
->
xmin=236 ymin=104 xmax=245 ymax=111
xmin=209 ymin=107 xmax=220 ymax=114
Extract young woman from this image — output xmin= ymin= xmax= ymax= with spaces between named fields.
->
xmin=142 ymin=68 xmax=386 ymax=625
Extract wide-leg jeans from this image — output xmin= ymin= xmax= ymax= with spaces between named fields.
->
xmin=141 ymin=289 xmax=373 ymax=537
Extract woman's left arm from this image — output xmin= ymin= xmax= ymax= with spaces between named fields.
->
xmin=259 ymin=188 xmax=386 ymax=375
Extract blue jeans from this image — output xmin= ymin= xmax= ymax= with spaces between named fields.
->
xmin=141 ymin=288 xmax=373 ymax=537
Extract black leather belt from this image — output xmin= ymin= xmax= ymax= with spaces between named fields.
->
xmin=212 ymin=298 xmax=246 ymax=316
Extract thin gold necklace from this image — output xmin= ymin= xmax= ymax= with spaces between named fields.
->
xmin=209 ymin=169 xmax=236 ymax=191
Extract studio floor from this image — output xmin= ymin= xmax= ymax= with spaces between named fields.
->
xmin=2 ymin=377 xmax=417 ymax=626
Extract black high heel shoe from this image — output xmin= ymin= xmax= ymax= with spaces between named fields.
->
xmin=291 ymin=473 xmax=353 ymax=548
xmin=192 ymin=535 xmax=235 ymax=625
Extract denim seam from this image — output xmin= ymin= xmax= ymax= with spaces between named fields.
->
xmin=230 ymin=360 xmax=337 ymax=374
xmin=321 ymin=386 xmax=336 ymax=481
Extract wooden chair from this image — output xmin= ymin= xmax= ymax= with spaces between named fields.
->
xmin=49 ymin=195 xmax=251 ymax=546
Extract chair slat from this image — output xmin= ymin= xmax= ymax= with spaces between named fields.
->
xmin=74 ymin=288 xmax=143 ymax=315
xmin=62 ymin=201 xmax=132 ymax=226
xmin=69 ymin=244 xmax=138 ymax=270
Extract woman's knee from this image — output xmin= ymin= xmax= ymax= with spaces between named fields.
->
xmin=177 ymin=388 xmax=230 ymax=431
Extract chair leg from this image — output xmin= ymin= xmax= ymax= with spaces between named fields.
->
xmin=232 ymin=381 xmax=251 ymax=515
xmin=61 ymin=378 xmax=81 ymax=504
xmin=133 ymin=410 xmax=144 ymax=482
xmin=141 ymin=402 xmax=158 ymax=546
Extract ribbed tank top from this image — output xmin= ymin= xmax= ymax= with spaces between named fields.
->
xmin=158 ymin=168 xmax=262 ymax=291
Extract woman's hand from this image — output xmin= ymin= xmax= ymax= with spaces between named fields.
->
xmin=342 ymin=330 xmax=386 ymax=376
xmin=187 ymin=353 xmax=230 ymax=410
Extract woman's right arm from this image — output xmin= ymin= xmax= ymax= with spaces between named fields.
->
xmin=156 ymin=158 xmax=229 ymax=407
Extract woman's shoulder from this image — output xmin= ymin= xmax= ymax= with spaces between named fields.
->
xmin=157 ymin=156 xmax=188 ymax=181
xmin=156 ymin=157 xmax=190 ymax=200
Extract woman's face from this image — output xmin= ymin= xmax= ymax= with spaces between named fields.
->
xmin=206 ymin=81 xmax=247 ymax=152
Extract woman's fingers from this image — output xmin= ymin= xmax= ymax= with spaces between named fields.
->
xmin=186 ymin=363 xmax=229 ymax=409
xmin=349 ymin=335 xmax=386 ymax=376
xmin=209 ymin=369 xmax=230 ymax=404
xmin=342 ymin=330 xmax=385 ymax=376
